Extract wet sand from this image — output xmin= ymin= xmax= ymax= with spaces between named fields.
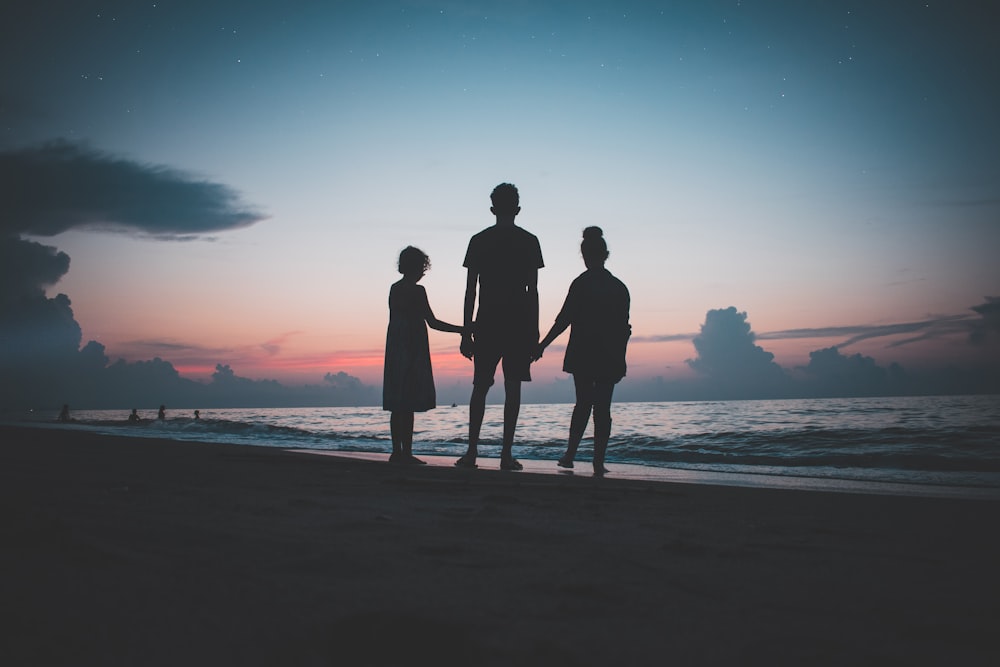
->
xmin=1 ymin=424 xmax=998 ymax=666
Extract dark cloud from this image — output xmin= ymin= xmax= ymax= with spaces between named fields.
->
xmin=687 ymin=307 xmax=784 ymax=378
xmin=646 ymin=302 xmax=1000 ymax=353
xmin=3 ymin=352 xmax=379 ymax=410
xmin=191 ymin=365 xmax=379 ymax=409
xmin=799 ymin=347 xmax=904 ymax=398
xmin=761 ymin=300 xmax=1000 ymax=351
xmin=0 ymin=140 xmax=278 ymax=407
xmin=0 ymin=236 xmax=81 ymax=400
xmin=758 ymin=316 xmax=971 ymax=347
xmin=324 ymin=371 xmax=363 ymax=391
xmin=0 ymin=140 xmax=265 ymax=239
xmin=99 ymin=356 xmax=202 ymax=407
xmin=0 ymin=235 xmax=70 ymax=302
xmin=628 ymin=333 xmax=695 ymax=344
xmin=117 ymin=340 xmax=210 ymax=355
xmin=685 ymin=307 xmax=788 ymax=399
xmin=552 ymin=300 xmax=1000 ymax=401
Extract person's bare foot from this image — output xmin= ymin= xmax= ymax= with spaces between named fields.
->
xmin=454 ymin=454 xmax=477 ymax=468
xmin=500 ymin=457 xmax=523 ymax=471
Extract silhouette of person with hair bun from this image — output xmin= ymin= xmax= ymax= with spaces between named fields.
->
xmin=534 ymin=226 xmax=630 ymax=475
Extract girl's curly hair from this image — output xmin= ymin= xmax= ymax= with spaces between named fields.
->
xmin=398 ymin=246 xmax=431 ymax=275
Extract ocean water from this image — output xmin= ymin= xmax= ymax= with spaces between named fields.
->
xmin=9 ymin=395 xmax=1000 ymax=491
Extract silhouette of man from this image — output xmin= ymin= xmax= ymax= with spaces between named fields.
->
xmin=456 ymin=183 xmax=543 ymax=470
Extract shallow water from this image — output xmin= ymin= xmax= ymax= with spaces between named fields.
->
xmin=11 ymin=395 xmax=1000 ymax=490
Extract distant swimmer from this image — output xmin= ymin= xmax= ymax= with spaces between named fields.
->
xmin=194 ymin=410 xmax=200 ymax=420
xmin=58 ymin=404 xmax=71 ymax=422
xmin=128 ymin=408 xmax=140 ymax=422
xmin=158 ymin=405 xmax=166 ymax=420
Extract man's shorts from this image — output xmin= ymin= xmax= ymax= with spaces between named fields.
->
xmin=472 ymin=329 xmax=533 ymax=387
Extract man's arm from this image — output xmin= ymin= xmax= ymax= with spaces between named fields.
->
xmin=532 ymin=279 xmax=571 ymax=361
xmin=461 ymin=268 xmax=478 ymax=359
xmin=528 ymin=267 xmax=539 ymax=344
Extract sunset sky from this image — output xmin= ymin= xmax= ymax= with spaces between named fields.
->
xmin=2 ymin=1 xmax=998 ymax=406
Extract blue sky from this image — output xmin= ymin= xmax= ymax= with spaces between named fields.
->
xmin=1 ymin=1 xmax=998 ymax=407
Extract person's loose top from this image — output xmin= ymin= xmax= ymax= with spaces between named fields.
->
xmin=555 ymin=267 xmax=631 ymax=382
xmin=463 ymin=224 xmax=544 ymax=335
xmin=382 ymin=281 xmax=436 ymax=412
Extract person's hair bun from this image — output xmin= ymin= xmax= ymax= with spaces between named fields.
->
xmin=582 ymin=226 xmax=604 ymax=240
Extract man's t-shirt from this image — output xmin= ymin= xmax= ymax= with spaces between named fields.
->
xmin=463 ymin=224 xmax=544 ymax=335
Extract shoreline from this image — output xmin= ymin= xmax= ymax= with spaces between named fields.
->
xmin=302 ymin=450 xmax=1000 ymax=500
xmin=9 ymin=420 xmax=998 ymax=500
xmin=2 ymin=425 xmax=999 ymax=665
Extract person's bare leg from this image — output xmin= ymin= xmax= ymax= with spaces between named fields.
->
xmin=560 ymin=375 xmax=594 ymax=468
xmin=457 ymin=384 xmax=488 ymax=467
xmin=399 ymin=412 xmax=424 ymax=464
xmin=389 ymin=411 xmax=405 ymax=463
xmin=561 ymin=403 xmax=591 ymax=468
xmin=592 ymin=417 xmax=610 ymax=475
xmin=591 ymin=381 xmax=615 ymax=475
xmin=500 ymin=379 xmax=523 ymax=470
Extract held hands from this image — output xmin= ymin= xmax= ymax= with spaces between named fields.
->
xmin=460 ymin=334 xmax=475 ymax=360
xmin=460 ymin=321 xmax=477 ymax=359
xmin=529 ymin=342 xmax=546 ymax=362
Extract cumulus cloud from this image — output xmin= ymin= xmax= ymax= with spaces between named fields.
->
xmin=0 ymin=140 xmax=265 ymax=239
xmin=687 ymin=307 xmax=785 ymax=378
xmin=193 ymin=365 xmax=378 ymax=408
xmin=647 ymin=300 xmax=1000 ymax=354
xmin=324 ymin=371 xmax=363 ymax=390
xmin=0 ymin=236 xmax=82 ymax=392
xmin=799 ymin=347 xmax=905 ymax=398
xmin=0 ymin=140 xmax=275 ymax=407
xmin=0 ymin=235 xmax=70 ymax=302
xmin=684 ymin=307 xmax=788 ymax=399
xmin=547 ymin=298 xmax=1000 ymax=401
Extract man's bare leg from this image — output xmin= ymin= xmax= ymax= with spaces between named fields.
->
xmin=500 ymin=379 xmax=523 ymax=470
xmin=456 ymin=384 xmax=488 ymax=467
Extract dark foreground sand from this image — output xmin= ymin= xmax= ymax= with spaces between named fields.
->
xmin=1 ymin=426 xmax=998 ymax=666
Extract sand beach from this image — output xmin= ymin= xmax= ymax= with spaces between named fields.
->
xmin=1 ymin=424 xmax=998 ymax=666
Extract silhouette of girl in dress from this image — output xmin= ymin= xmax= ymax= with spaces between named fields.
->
xmin=383 ymin=247 xmax=464 ymax=464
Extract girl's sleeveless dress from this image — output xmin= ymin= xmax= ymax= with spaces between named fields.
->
xmin=382 ymin=281 xmax=436 ymax=412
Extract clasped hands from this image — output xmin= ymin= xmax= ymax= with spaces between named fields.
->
xmin=460 ymin=334 xmax=475 ymax=360
xmin=460 ymin=330 xmax=547 ymax=363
